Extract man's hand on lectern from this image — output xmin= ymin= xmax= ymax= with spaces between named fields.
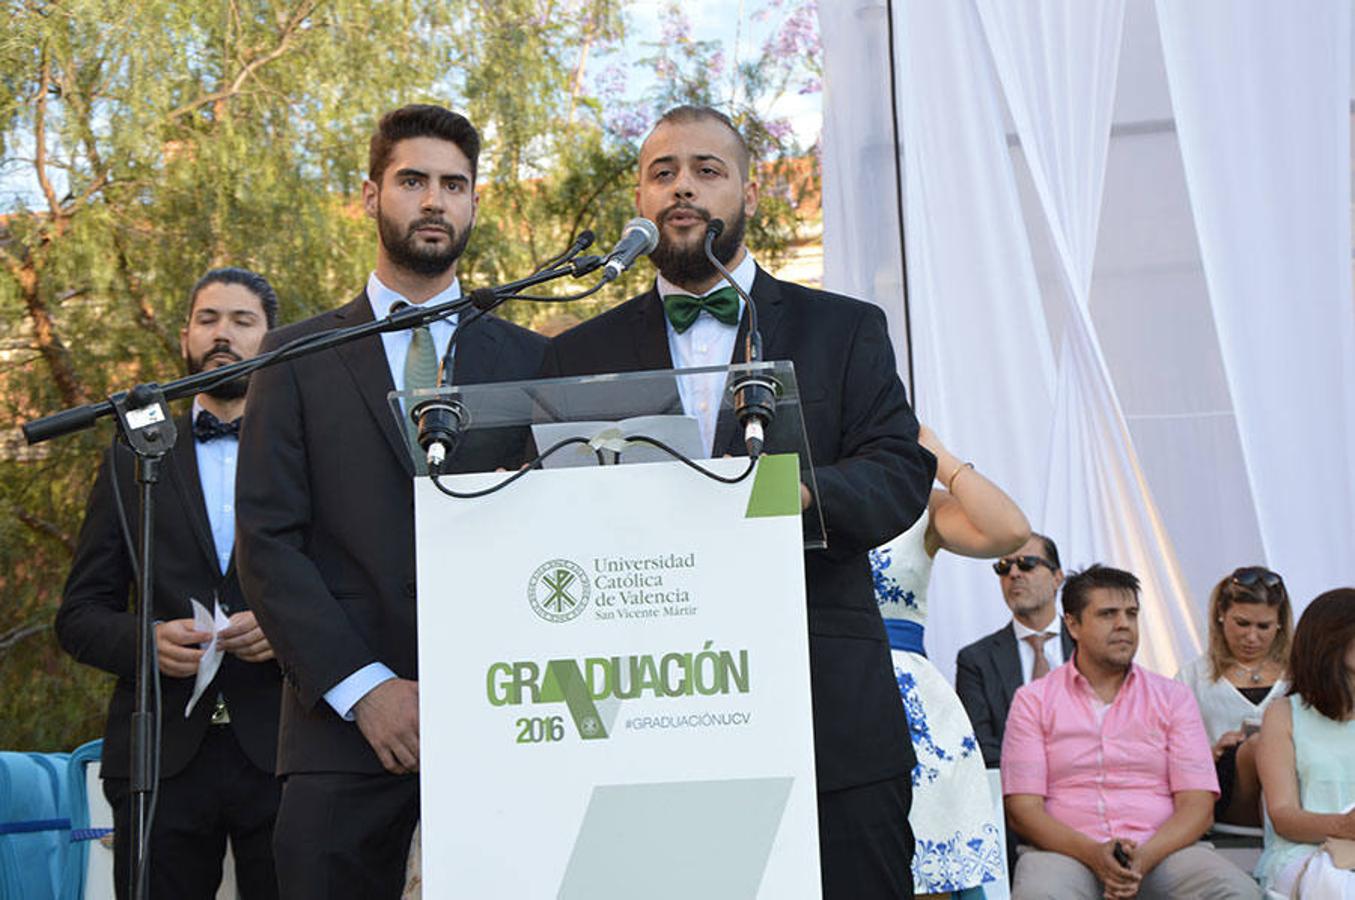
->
xmin=354 ymin=678 xmax=420 ymax=775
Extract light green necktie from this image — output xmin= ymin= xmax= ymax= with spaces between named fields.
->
xmin=400 ymin=305 xmax=439 ymax=446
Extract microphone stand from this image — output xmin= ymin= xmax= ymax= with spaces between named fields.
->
xmin=19 ymin=250 xmax=601 ymax=900
xmin=703 ymin=220 xmax=779 ymax=458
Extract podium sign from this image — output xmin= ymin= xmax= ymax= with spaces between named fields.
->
xmin=415 ymin=455 xmax=822 ymax=899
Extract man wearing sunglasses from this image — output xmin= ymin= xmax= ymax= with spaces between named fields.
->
xmin=955 ymin=533 xmax=1073 ymax=768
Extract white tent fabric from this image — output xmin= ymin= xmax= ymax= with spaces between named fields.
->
xmin=818 ymin=0 xmax=1355 ymax=681
xmin=1155 ymin=0 xmax=1355 ymax=615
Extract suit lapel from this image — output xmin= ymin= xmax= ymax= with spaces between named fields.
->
xmin=996 ymin=624 xmax=1025 ymax=707
xmin=168 ymin=412 xmax=220 ymax=576
xmin=449 ymin=312 xmax=503 ymax=385
xmin=331 ymin=293 xmax=415 ymax=477
xmin=712 ymin=267 xmax=786 ymax=457
xmin=629 ymin=286 xmax=674 ymax=371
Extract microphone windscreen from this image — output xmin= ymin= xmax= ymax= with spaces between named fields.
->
xmin=468 ymin=287 xmax=500 ymax=311
xmin=706 ymin=218 xmax=725 ymax=239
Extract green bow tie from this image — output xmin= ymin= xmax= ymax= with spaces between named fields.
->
xmin=663 ymin=286 xmax=742 ymax=333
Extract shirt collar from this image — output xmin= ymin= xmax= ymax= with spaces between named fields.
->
xmin=1069 ymin=656 xmax=1140 ymax=693
xmin=1012 ymin=613 xmax=1062 ymax=642
xmin=366 ymin=272 xmax=461 ymax=321
xmin=655 ymin=251 xmax=757 ymax=302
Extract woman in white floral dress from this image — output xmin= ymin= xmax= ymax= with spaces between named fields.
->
xmin=872 ymin=426 xmax=1029 ymax=898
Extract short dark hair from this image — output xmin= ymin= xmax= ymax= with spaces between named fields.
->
xmin=1287 ymin=588 xmax=1355 ymax=721
xmin=652 ymin=105 xmax=752 ymax=180
xmin=1061 ymin=564 xmax=1140 ymax=620
xmin=1032 ymin=532 xmax=1061 ymax=570
xmin=369 ymin=104 xmax=481 ymax=185
xmin=188 ymin=267 xmax=278 ymax=328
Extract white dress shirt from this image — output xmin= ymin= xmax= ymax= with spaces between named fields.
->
xmin=1012 ymin=614 xmax=1066 ymax=684
xmin=323 ymin=273 xmax=462 ymax=721
xmin=191 ymin=399 xmax=238 ymax=577
xmin=656 ymin=253 xmax=755 ymax=455
xmin=1176 ymin=655 xmax=1287 ymax=743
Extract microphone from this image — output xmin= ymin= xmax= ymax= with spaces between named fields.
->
xmin=412 ymin=397 xmax=469 ymax=474
xmin=602 ymin=218 xmax=659 ymax=280
xmin=703 ymin=218 xmax=778 ymax=459
xmin=566 ymin=229 xmax=596 ymax=257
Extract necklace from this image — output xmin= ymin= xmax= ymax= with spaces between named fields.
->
xmin=1234 ymin=662 xmax=1265 ymax=684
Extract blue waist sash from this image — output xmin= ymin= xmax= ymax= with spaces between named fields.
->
xmin=884 ymin=619 xmax=927 ymax=656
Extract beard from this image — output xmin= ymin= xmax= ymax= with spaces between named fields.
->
xmin=377 ymin=201 xmax=471 ymax=278
xmin=186 ymin=346 xmax=248 ymax=400
xmin=648 ymin=204 xmax=746 ymax=286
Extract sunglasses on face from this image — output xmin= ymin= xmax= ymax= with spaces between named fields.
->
xmin=993 ymin=555 xmax=1055 ymax=576
xmin=1231 ymin=567 xmax=1283 ymax=590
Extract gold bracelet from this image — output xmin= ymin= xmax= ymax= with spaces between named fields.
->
xmin=947 ymin=461 xmax=974 ymax=493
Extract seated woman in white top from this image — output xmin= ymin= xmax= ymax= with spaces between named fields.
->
xmin=1176 ymin=567 xmax=1292 ymax=827
xmin=1255 ymin=588 xmax=1355 ymax=899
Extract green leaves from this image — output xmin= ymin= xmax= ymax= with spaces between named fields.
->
xmin=0 ymin=0 xmax=822 ymax=751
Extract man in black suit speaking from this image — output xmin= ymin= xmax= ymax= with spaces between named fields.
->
xmin=235 ymin=105 xmax=546 ymax=899
xmin=57 ymin=268 xmax=283 ymax=899
xmin=540 ymin=106 xmax=935 ymax=899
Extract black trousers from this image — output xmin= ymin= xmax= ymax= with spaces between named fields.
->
xmin=272 ymin=770 xmax=420 ymax=900
xmin=818 ymin=774 xmax=915 ymax=899
xmin=103 ymin=725 xmax=281 ymax=900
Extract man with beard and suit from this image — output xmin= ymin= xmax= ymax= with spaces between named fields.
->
xmin=235 ymin=104 xmax=547 ymax=900
xmin=955 ymin=532 xmax=1072 ymax=768
xmin=57 ymin=268 xmax=282 ymax=899
xmin=539 ymin=105 xmax=936 ymax=899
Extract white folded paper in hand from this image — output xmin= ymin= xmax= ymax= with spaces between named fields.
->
xmin=185 ymin=597 xmax=230 ymax=718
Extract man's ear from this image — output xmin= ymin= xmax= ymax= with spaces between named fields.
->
xmin=1063 ymin=610 xmax=1080 ymax=641
xmin=362 ymin=179 xmax=379 ymax=221
xmin=179 ymin=326 xmax=189 ymax=363
xmin=743 ymin=177 xmax=759 ymax=218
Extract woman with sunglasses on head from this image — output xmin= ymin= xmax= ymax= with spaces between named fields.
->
xmin=1175 ymin=567 xmax=1293 ymax=828
xmin=1254 ymin=588 xmax=1355 ymax=899
xmin=871 ymin=425 xmax=1030 ymax=898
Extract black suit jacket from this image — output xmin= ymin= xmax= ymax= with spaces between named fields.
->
xmin=56 ymin=412 xmax=281 ymax=780
xmin=954 ymin=621 xmax=1075 ymax=767
xmin=236 ymin=292 xmax=547 ymax=774
xmin=540 ymin=268 xmax=935 ymax=792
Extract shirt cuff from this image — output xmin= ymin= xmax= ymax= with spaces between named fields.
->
xmin=325 ymin=663 xmax=397 ymax=721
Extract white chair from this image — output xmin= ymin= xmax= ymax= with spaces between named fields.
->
xmin=985 ymin=767 xmax=1011 ymax=900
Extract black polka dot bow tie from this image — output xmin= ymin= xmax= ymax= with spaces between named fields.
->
xmin=193 ymin=409 xmax=241 ymax=443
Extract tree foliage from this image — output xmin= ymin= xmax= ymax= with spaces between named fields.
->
xmin=0 ymin=0 xmax=820 ymax=751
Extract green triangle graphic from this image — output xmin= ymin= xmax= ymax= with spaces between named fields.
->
xmin=744 ymin=453 xmax=802 ymax=518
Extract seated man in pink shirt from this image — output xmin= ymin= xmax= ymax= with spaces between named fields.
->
xmin=1001 ymin=564 xmax=1261 ymax=899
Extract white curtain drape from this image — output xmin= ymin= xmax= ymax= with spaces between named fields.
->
xmin=818 ymin=0 xmax=1354 ymax=680
xmin=977 ymin=0 xmax=1198 ymax=672
xmin=1155 ymin=0 xmax=1355 ymax=612
xmin=823 ymin=0 xmax=1060 ymax=681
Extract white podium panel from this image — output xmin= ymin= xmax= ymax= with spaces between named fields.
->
xmin=415 ymin=456 xmax=821 ymax=899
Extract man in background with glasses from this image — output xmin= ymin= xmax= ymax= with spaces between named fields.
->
xmin=956 ymin=532 xmax=1073 ymax=768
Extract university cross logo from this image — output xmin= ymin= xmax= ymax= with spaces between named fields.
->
xmin=527 ymin=559 xmax=590 ymax=623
